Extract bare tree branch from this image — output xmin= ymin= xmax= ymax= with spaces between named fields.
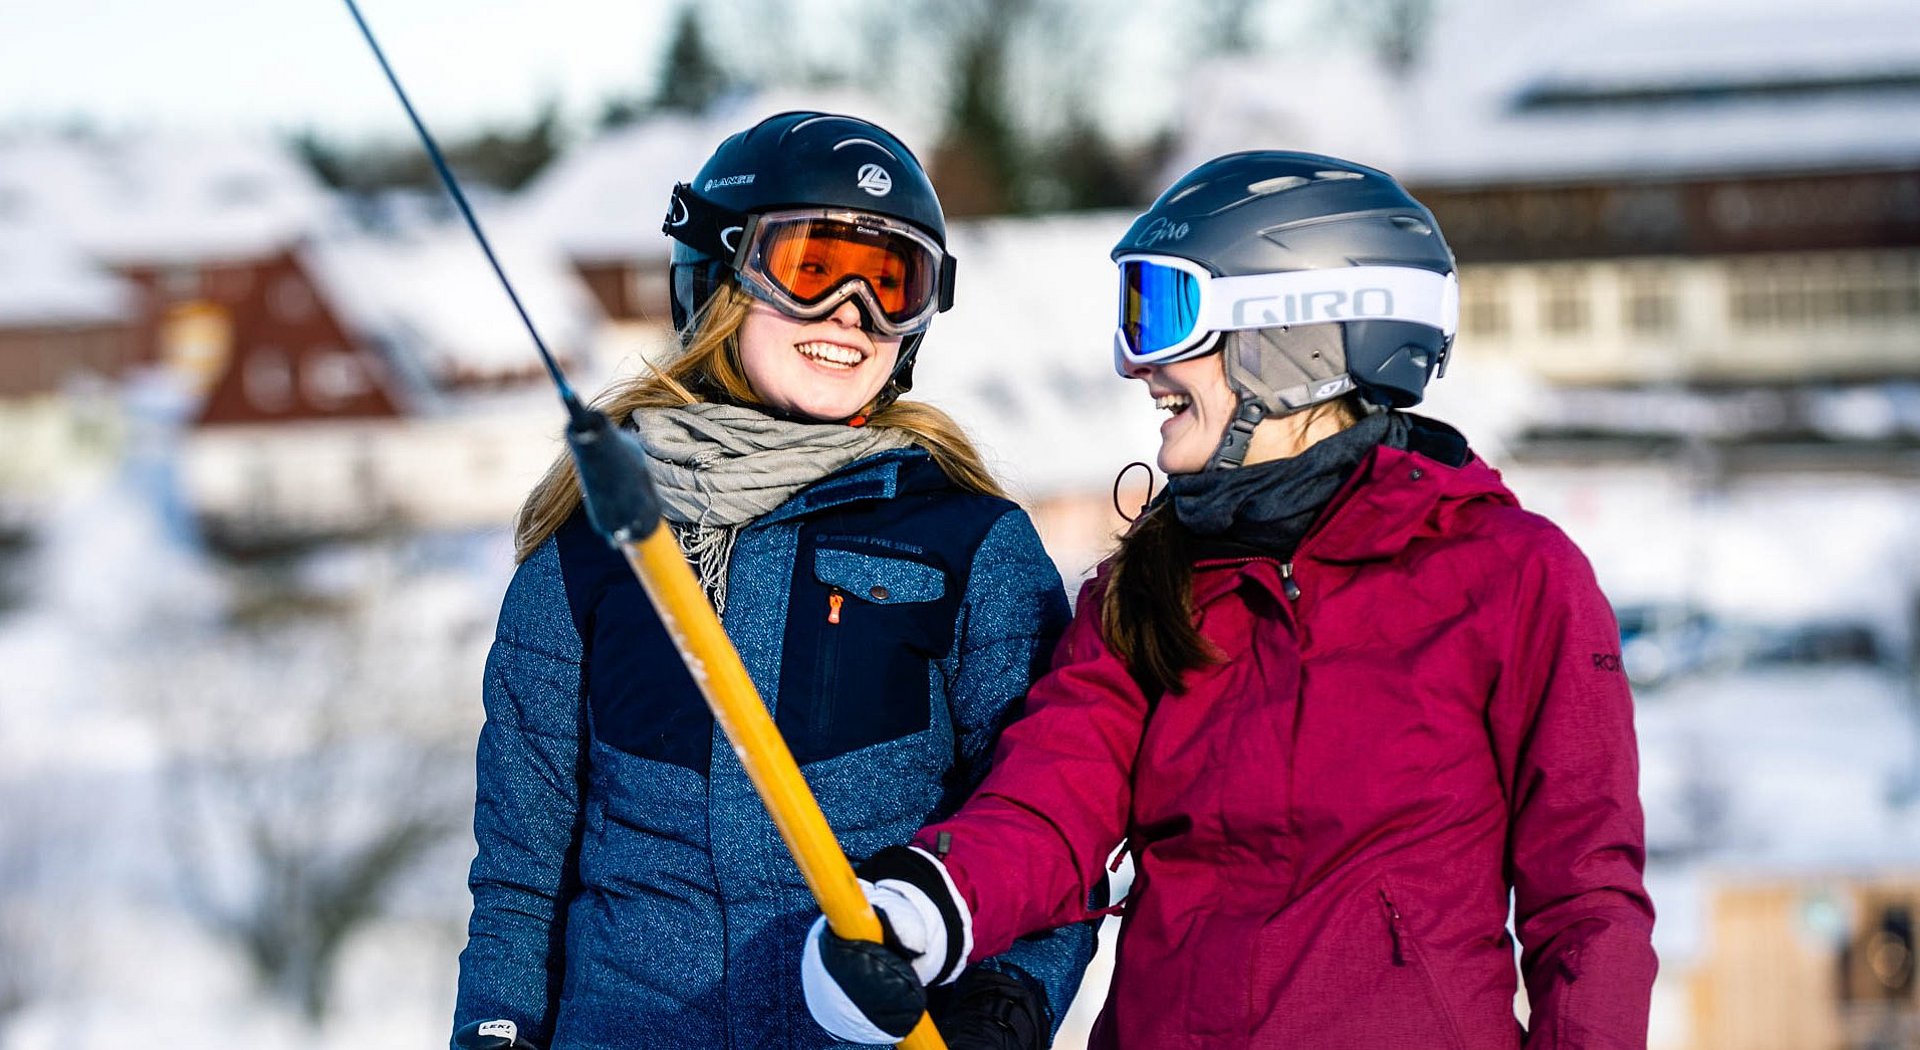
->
xmin=140 ymin=545 xmax=482 ymax=1022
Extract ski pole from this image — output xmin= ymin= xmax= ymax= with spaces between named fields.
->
xmin=339 ymin=3 xmax=945 ymax=1047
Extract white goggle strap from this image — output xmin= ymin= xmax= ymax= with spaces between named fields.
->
xmin=1201 ymin=266 xmax=1459 ymax=337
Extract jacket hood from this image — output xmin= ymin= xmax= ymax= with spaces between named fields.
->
xmin=1301 ymin=414 xmax=1516 ymax=564
xmin=1189 ymin=414 xmax=1515 ymax=575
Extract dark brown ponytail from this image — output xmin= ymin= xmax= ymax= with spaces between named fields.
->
xmin=1098 ymin=503 xmax=1217 ymax=697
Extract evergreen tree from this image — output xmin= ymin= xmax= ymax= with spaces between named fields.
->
xmin=928 ymin=0 xmax=1029 ymax=216
xmin=653 ymin=5 xmax=731 ymax=114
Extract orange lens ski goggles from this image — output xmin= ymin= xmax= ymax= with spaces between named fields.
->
xmin=733 ymin=209 xmax=953 ymax=336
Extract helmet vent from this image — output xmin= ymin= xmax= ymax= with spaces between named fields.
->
xmin=1313 ymin=170 xmax=1365 ymax=181
xmin=832 ymin=137 xmax=897 ymax=160
xmin=1166 ymin=183 xmax=1208 ymax=205
xmin=1248 ymin=175 xmax=1310 ymax=195
xmin=1390 ymin=216 xmax=1434 ymax=235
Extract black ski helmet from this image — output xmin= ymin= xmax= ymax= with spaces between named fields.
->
xmin=662 ymin=111 xmax=953 ymax=406
xmin=1112 ymin=151 xmax=1457 ymax=467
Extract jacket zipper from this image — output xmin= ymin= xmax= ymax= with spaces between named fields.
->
xmin=1192 ymin=554 xmax=1302 ymax=604
xmin=1380 ymin=889 xmax=1408 ymax=965
xmin=814 ymin=588 xmax=845 ymax=732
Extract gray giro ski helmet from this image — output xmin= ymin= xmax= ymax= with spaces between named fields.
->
xmin=1111 ymin=151 xmax=1458 ymax=467
xmin=662 ymin=111 xmax=955 ymax=410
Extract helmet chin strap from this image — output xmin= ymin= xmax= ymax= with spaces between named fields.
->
xmin=1205 ymin=396 xmax=1268 ymax=470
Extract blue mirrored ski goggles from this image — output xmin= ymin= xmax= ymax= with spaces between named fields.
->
xmin=1114 ymin=254 xmax=1459 ymax=375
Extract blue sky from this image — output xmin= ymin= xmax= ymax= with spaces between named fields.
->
xmin=0 ymin=0 xmax=676 ymax=137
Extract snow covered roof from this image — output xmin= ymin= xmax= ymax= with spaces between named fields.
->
xmin=910 ymin=211 xmax=1166 ymax=500
xmin=0 ymin=219 xmax=134 ymax=327
xmin=516 ymin=113 xmax=712 ymax=263
xmin=1411 ymin=0 xmax=1920 ymax=184
xmin=1169 ymin=0 xmax=1920 ymax=188
xmin=0 ymin=131 xmax=329 ymax=265
xmin=518 ymin=86 xmax=937 ymax=263
xmin=300 ymin=220 xmax=602 ymax=388
xmin=1158 ymin=50 xmax=1413 ymax=181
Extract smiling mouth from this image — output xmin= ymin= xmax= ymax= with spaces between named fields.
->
xmin=1154 ymin=392 xmax=1192 ymax=415
xmin=797 ymin=341 xmax=865 ymax=370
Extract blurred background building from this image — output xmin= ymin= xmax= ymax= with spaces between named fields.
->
xmin=1 ymin=0 xmax=1917 ymax=1047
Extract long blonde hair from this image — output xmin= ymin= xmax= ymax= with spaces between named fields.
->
xmin=513 ymin=282 xmax=1005 ymax=562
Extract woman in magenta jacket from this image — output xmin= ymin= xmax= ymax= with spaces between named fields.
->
xmin=799 ymin=151 xmax=1657 ymax=1050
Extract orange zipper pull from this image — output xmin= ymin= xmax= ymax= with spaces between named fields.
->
xmin=827 ymin=589 xmax=844 ymax=625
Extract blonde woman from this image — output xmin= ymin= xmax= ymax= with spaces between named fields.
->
xmin=452 ymin=112 xmax=1092 ymax=1050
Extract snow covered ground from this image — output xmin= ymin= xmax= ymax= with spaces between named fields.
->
xmin=0 ymin=474 xmax=496 ymax=1050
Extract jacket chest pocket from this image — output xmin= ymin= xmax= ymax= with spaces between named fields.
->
xmin=777 ymin=545 xmax=954 ymax=764
xmin=584 ymin=578 xmax=716 ymax=774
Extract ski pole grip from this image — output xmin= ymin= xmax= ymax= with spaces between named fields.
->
xmin=565 ymin=406 xmax=664 ymax=544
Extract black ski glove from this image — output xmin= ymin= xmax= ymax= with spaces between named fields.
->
xmin=453 ymin=1019 xmax=543 ymax=1050
xmin=805 ymin=909 xmax=933 ymax=1043
xmin=801 ymin=845 xmax=974 ymax=1043
xmin=931 ymin=966 xmax=1051 ymax=1050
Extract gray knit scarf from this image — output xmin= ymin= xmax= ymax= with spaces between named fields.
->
xmin=630 ymin=402 xmax=913 ymax=612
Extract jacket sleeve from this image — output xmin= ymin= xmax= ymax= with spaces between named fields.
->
xmin=1489 ymin=522 xmax=1659 ymax=1050
xmin=452 ymin=536 xmax=588 ymax=1047
xmin=935 ymin=508 xmax=1095 ymax=1036
xmin=919 ymin=565 xmax=1147 ymax=966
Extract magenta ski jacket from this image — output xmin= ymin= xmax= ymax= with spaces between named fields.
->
xmin=915 ymin=435 xmax=1657 ymax=1050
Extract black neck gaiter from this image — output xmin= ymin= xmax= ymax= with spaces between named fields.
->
xmin=1166 ymin=410 xmax=1408 ymax=561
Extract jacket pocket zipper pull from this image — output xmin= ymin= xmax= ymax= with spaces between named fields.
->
xmin=1280 ymin=562 xmax=1301 ymax=601
xmin=827 ymin=589 xmax=845 ymax=625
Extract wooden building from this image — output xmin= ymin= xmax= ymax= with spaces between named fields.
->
xmin=0 ymin=132 xmax=604 ymax=548
xmin=1685 ymin=870 xmax=1920 ymax=1050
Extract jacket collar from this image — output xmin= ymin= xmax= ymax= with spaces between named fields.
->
xmin=755 ymin=447 xmax=942 ymax=526
xmin=1191 ymin=415 xmax=1517 ymax=597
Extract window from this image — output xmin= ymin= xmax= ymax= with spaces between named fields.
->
xmin=243 ymin=347 xmax=295 ymax=412
xmin=630 ymin=265 xmax=671 ymax=322
xmin=161 ymin=265 xmax=201 ymax=299
xmin=1729 ymin=251 xmax=1920 ymax=329
xmin=303 ymin=347 xmax=368 ymax=407
xmin=1460 ymin=273 xmax=1509 ymax=337
xmin=1622 ymin=267 xmax=1677 ymax=334
xmin=1541 ymin=269 xmax=1589 ymax=334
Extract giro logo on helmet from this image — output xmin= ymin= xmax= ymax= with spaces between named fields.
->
xmin=1135 ymin=217 xmax=1191 ymax=248
xmin=1313 ymin=377 xmax=1355 ymax=400
xmin=856 ymin=164 xmax=893 ymax=197
xmin=1231 ymin=288 xmax=1396 ymax=327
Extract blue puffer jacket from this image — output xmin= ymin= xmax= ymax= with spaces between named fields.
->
xmin=455 ymin=448 xmax=1095 ymax=1049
